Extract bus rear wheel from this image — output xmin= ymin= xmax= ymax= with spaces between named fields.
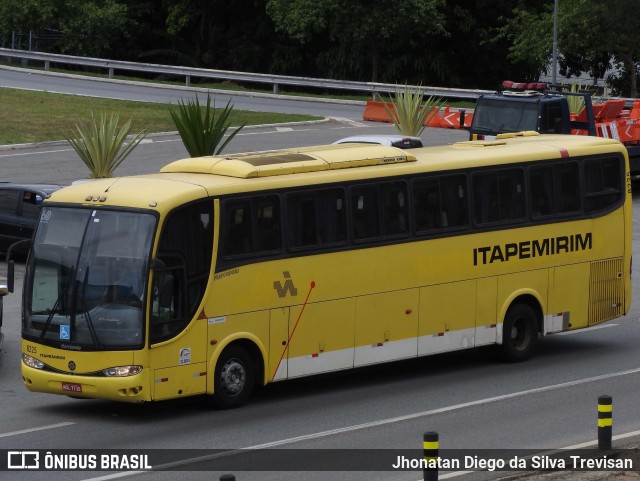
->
xmin=500 ymin=303 xmax=538 ymax=362
xmin=212 ymin=345 xmax=255 ymax=409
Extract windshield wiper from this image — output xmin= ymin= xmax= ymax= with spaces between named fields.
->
xmin=77 ymin=266 xmax=102 ymax=348
xmin=40 ymin=264 xmax=74 ymax=340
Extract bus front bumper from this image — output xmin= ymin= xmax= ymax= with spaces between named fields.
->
xmin=21 ymin=365 xmax=151 ymax=403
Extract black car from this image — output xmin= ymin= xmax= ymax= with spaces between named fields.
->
xmin=0 ymin=183 xmax=62 ymax=258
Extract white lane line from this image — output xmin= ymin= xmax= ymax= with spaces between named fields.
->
xmin=328 ymin=116 xmax=368 ymax=127
xmin=0 ymin=422 xmax=75 ymax=438
xmin=0 ymin=148 xmax=73 ymax=157
xmin=81 ymin=366 xmax=640 ymax=479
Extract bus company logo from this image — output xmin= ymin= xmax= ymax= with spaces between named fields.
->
xmin=179 ymin=348 xmax=191 ymax=365
xmin=273 ymin=271 xmax=298 ymax=298
xmin=7 ymin=451 xmax=39 ymax=469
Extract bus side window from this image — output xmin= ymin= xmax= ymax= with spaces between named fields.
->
xmin=440 ymin=174 xmax=468 ymax=228
xmin=255 ymin=197 xmax=281 ymax=252
xmin=557 ymin=163 xmax=580 ymax=213
xmin=286 ymin=189 xmax=346 ymax=249
xmin=414 ymin=180 xmax=440 ymax=231
xmin=351 ymin=186 xmax=379 ymax=240
xmin=226 ymin=202 xmax=252 ymax=255
xmin=473 ymin=169 xmax=524 ymax=224
xmin=584 ymin=157 xmax=623 ymax=212
xmin=529 ymin=167 xmax=553 ymax=217
xmin=317 ymin=189 xmax=346 ymax=244
xmin=381 ymin=183 xmax=407 ymax=235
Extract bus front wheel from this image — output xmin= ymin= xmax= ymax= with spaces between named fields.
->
xmin=212 ymin=345 xmax=255 ymax=409
xmin=500 ymin=303 xmax=538 ymax=362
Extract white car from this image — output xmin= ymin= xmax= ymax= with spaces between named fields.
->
xmin=333 ymin=135 xmax=423 ymax=149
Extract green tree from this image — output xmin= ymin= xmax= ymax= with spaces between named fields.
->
xmin=65 ymin=112 xmax=147 ymax=179
xmin=495 ymin=0 xmax=640 ymax=97
xmin=0 ymin=0 xmax=134 ymax=57
xmin=266 ymin=0 xmax=447 ymax=83
xmin=57 ymin=0 xmax=133 ymax=57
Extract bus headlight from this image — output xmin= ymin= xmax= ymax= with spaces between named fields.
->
xmin=102 ymin=366 xmax=143 ymax=377
xmin=22 ymin=354 xmax=45 ymax=370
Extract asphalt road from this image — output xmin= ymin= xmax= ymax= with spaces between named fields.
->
xmin=0 ymin=67 xmax=639 ymax=481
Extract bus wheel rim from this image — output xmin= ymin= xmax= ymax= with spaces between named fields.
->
xmin=221 ymin=359 xmax=245 ymax=396
xmin=510 ymin=318 xmax=528 ymax=350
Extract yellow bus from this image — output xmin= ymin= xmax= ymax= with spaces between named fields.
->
xmin=20 ymin=133 xmax=631 ymax=408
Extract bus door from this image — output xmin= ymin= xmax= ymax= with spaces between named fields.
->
xmin=148 ymin=199 xmax=214 ymax=401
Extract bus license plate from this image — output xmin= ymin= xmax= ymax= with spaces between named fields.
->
xmin=61 ymin=382 xmax=82 ymax=393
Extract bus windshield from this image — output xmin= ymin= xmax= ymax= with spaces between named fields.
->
xmin=22 ymin=207 xmax=156 ymax=350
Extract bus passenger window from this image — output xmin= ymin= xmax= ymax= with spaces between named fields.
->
xmin=584 ymin=157 xmax=622 ymax=212
xmin=351 ymin=187 xmax=379 ymax=240
xmin=414 ymin=180 xmax=440 ymax=231
xmin=529 ymin=168 xmax=553 ymax=217
xmin=558 ymin=164 xmax=580 ymax=213
xmin=440 ymin=175 xmax=468 ymax=228
xmin=226 ymin=203 xmax=251 ymax=255
xmin=286 ymin=189 xmax=345 ymax=249
xmin=473 ymin=169 xmax=524 ymax=224
xmin=414 ymin=175 xmax=468 ymax=232
xmin=381 ymin=183 xmax=407 ymax=235
xmin=255 ymin=198 xmax=281 ymax=251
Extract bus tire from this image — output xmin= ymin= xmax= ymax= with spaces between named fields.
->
xmin=500 ymin=303 xmax=538 ymax=362
xmin=212 ymin=345 xmax=254 ymax=409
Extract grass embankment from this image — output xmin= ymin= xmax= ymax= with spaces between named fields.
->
xmin=0 ymin=87 xmax=321 ymax=145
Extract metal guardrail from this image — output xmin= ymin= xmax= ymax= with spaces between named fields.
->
xmin=0 ymin=48 xmax=492 ymax=100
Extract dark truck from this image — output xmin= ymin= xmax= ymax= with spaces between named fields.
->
xmin=468 ymin=88 xmax=640 ymax=177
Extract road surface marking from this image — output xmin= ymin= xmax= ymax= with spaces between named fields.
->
xmin=0 ymin=422 xmax=75 ymax=438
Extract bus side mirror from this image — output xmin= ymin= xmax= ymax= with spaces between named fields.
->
xmin=151 ymin=258 xmax=166 ymax=271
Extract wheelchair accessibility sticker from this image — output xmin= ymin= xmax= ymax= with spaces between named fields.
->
xmin=60 ymin=325 xmax=70 ymax=340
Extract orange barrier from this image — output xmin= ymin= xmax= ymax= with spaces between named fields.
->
xmin=425 ymin=106 xmax=442 ymax=127
xmin=439 ymin=106 xmax=473 ymax=129
xmin=362 ymin=99 xmax=471 ymax=129
xmin=362 ymin=99 xmax=395 ymax=122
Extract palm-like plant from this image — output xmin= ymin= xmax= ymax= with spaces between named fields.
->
xmin=169 ymin=94 xmax=245 ymax=157
xmin=65 ymin=112 xmax=147 ymax=178
xmin=566 ymin=83 xmax=587 ymax=115
xmin=382 ymin=85 xmax=443 ymax=137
